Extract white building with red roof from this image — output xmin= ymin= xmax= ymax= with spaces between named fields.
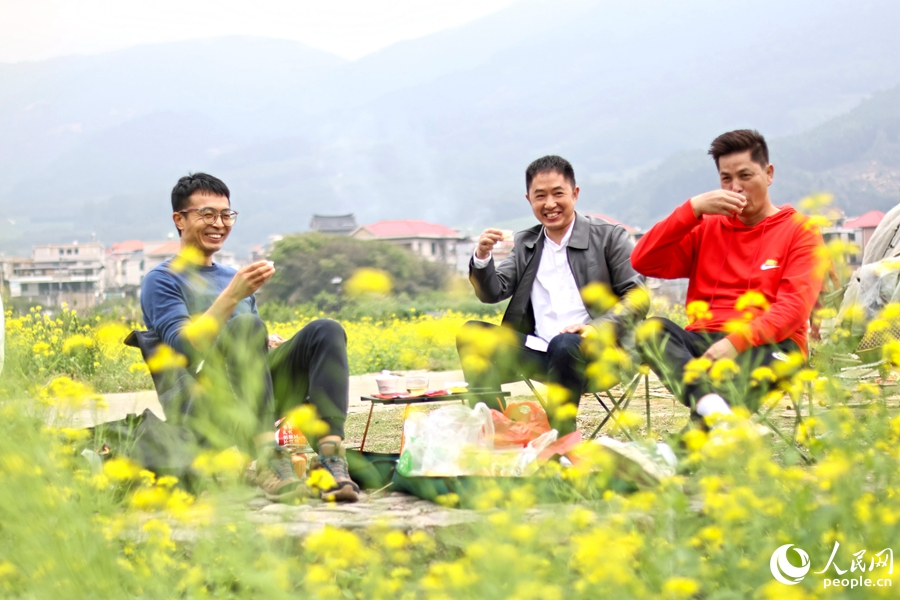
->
xmin=351 ymin=219 xmax=470 ymax=270
xmin=845 ymin=210 xmax=885 ymax=252
xmin=143 ymin=240 xmax=236 ymax=272
xmin=105 ymin=240 xmax=146 ymax=291
xmin=823 ymin=210 xmax=885 ymax=269
xmin=104 ymin=238 xmax=236 ymax=298
xmin=586 ymin=213 xmax=641 ymax=243
xmin=9 ymin=242 xmax=106 ymax=308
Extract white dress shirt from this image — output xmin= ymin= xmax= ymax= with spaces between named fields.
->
xmin=473 ymin=221 xmax=591 ymax=352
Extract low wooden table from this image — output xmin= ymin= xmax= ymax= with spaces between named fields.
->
xmin=358 ymin=390 xmax=511 ymax=451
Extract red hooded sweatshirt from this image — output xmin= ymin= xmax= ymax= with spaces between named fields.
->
xmin=631 ymin=200 xmax=825 ymax=357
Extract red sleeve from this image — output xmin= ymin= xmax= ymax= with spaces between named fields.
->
xmin=631 ymin=199 xmax=702 ymax=279
xmin=725 ymin=221 xmax=826 ymax=353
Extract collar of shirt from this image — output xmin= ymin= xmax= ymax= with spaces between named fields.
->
xmin=529 ymin=218 xmax=591 ymax=347
xmin=543 ymin=219 xmax=576 ymax=251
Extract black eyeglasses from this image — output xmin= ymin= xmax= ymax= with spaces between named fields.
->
xmin=178 ymin=207 xmax=239 ymax=226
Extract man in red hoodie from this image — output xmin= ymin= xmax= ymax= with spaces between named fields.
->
xmin=631 ymin=129 xmax=826 ymax=421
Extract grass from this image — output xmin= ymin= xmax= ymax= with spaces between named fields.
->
xmin=342 ymin=372 xmax=836 ymax=457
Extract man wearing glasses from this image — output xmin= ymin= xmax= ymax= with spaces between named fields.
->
xmin=140 ymin=173 xmax=359 ymax=502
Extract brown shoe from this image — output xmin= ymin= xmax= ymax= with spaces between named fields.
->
xmin=316 ymin=441 xmax=360 ymax=503
xmin=256 ymin=452 xmax=310 ymax=502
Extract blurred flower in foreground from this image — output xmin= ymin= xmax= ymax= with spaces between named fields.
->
xmin=686 ymin=301 xmax=712 ymax=324
xmin=62 ymin=334 xmax=94 ymax=354
xmin=170 ymin=246 xmax=206 ymax=273
xmin=345 ymin=268 xmax=392 ymax=297
xmin=146 ymin=345 xmax=188 ymax=373
xmin=284 ymin=404 xmax=330 ymax=438
xmin=581 ymin=282 xmax=618 ymax=312
xmin=38 ymin=377 xmax=104 ymax=411
xmin=182 ymin=314 xmax=220 ymax=350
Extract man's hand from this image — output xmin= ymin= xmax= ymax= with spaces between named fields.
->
xmin=690 ymin=191 xmax=747 ymax=219
xmin=267 ymin=334 xmax=286 ymax=349
xmin=560 ymin=323 xmax=595 ymax=338
xmin=702 ymin=338 xmax=738 ymax=361
xmin=475 ymin=228 xmax=505 ymax=260
xmin=227 ymin=260 xmax=275 ymax=301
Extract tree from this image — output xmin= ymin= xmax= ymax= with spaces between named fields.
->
xmin=259 ymin=233 xmax=451 ymax=305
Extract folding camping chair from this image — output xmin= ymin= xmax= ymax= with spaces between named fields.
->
xmin=124 ymin=330 xmax=199 ymax=421
xmin=520 ymin=369 xmax=652 ymax=442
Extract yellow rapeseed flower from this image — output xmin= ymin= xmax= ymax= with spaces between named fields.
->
xmin=146 ymin=345 xmax=188 ymax=373
xmin=735 ymin=290 xmax=770 ymax=312
xmin=103 ymin=457 xmax=141 ymax=482
xmin=867 ymin=318 xmax=889 ymax=334
xmin=344 ymin=268 xmax=393 ymax=297
xmin=32 ymin=341 xmax=52 ymax=356
xmin=798 ymin=192 xmax=833 ymax=212
xmin=62 ymin=334 xmax=94 ymax=354
xmin=662 ymin=577 xmax=700 ymax=599
xmin=284 ymin=404 xmax=330 ymax=438
xmin=685 ymin=301 xmax=712 ymax=324
xmin=635 ymin=319 xmax=663 ymax=343
xmin=130 ymin=486 xmax=170 ymax=511
xmin=683 ymin=357 xmax=711 ymax=384
xmin=39 ymin=377 xmax=103 ymax=411
xmin=306 ymin=468 xmax=337 ymax=494
xmin=751 ymin=366 xmax=776 ymax=383
xmin=305 ymin=526 xmax=368 ymax=569
xmin=169 ymin=246 xmax=205 ymax=273
xmin=709 ymin=358 xmax=739 ymax=383
xmin=580 ymin=282 xmax=619 ymax=312
xmin=182 ymin=314 xmax=220 ymax=350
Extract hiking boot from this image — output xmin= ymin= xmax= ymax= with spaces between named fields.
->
xmin=316 ymin=440 xmax=360 ymax=503
xmin=595 ymin=437 xmax=678 ymax=489
xmin=255 ymin=451 xmax=310 ymax=502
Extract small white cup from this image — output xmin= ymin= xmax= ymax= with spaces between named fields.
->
xmin=375 ymin=374 xmax=401 ymax=394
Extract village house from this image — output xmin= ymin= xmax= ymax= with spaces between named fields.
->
xmin=351 ymin=219 xmax=472 ymax=272
xmin=7 ymin=242 xmax=106 ymax=309
xmin=822 ymin=209 xmax=885 ymax=268
xmin=309 ymin=214 xmax=358 ymax=235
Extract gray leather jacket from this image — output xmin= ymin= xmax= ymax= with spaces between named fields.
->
xmin=469 ymin=212 xmax=647 ymax=338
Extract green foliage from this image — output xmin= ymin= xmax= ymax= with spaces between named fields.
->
xmin=260 ymin=233 xmax=451 ymax=306
xmin=594 ymin=84 xmax=900 ymax=229
xmin=258 ymin=289 xmax=507 ymax=323
xmin=1 ymin=305 xmax=149 ymax=398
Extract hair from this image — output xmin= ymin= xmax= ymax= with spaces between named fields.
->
xmin=708 ymin=129 xmax=769 ymax=169
xmin=171 ymin=172 xmax=230 ymax=213
xmin=525 ymin=155 xmax=576 ymax=192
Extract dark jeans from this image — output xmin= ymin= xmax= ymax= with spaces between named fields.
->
xmin=193 ymin=314 xmax=349 ymax=452
xmin=637 ymin=317 xmax=800 ymax=413
xmin=456 ymin=320 xmax=589 ymax=436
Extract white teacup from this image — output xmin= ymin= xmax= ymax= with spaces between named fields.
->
xmin=375 ymin=374 xmax=401 ymax=395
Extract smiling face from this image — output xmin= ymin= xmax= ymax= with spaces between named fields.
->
xmin=173 ymin=191 xmax=232 ymax=261
xmin=526 ymin=170 xmax=579 ymax=241
xmin=718 ymin=150 xmax=775 ymax=224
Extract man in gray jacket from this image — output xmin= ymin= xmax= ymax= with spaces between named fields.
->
xmin=458 ymin=155 xmax=648 ymax=435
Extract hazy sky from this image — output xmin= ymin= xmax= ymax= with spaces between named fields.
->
xmin=0 ymin=0 xmax=518 ymax=63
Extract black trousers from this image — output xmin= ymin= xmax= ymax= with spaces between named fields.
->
xmin=194 ymin=314 xmax=349 ymax=452
xmin=456 ymin=320 xmax=588 ymax=436
xmin=637 ymin=317 xmax=800 ymax=413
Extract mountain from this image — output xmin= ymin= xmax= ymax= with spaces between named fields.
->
xmin=592 ymin=84 xmax=900 ymax=228
xmin=2 ymin=0 xmax=900 ymax=255
xmin=0 ymin=37 xmax=346 ymax=194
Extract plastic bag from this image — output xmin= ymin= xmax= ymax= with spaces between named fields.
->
xmin=397 ymin=402 xmax=565 ymax=477
xmin=508 ymin=429 xmax=558 ymax=476
xmin=491 ymin=401 xmax=551 ymax=448
xmin=398 ymin=403 xmax=494 ymax=477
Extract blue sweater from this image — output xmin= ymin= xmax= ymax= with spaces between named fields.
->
xmin=141 ymin=258 xmax=257 ymax=356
